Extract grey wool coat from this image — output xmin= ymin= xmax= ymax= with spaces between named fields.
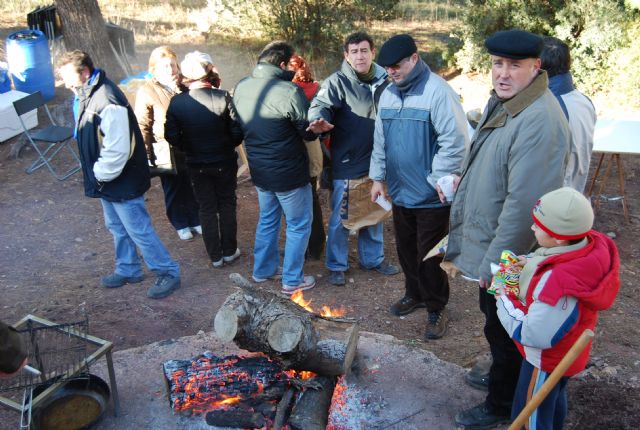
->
xmin=446 ymin=71 xmax=571 ymax=282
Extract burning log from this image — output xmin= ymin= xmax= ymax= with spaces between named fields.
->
xmin=288 ymin=375 xmax=337 ymax=430
xmin=205 ymin=409 xmax=265 ymax=428
xmin=214 ymin=274 xmax=359 ymax=376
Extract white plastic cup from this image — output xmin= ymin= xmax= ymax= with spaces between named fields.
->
xmin=437 ymin=175 xmax=455 ymax=203
xmin=375 ymin=194 xmax=392 ymax=211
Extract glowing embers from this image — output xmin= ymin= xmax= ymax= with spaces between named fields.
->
xmin=290 ymin=290 xmax=346 ymax=317
xmin=163 ymin=352 xmax=288 ymax=416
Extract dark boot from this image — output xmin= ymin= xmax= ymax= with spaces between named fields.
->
xmin=455 ymin=402 xmax=510 ymax=430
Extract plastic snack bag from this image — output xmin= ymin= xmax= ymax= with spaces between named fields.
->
xmin=488 ymin=250 xmax=521 ymax=296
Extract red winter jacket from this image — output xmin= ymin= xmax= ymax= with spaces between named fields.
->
xmin=497 ymin=230 xmax=620 ymax=376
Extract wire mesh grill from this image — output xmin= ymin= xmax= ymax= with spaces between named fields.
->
xmin=0 ymin=317 xmax=91 ymax=393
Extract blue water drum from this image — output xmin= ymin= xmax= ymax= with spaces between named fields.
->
xmin=6 ymin=29 xmax=55 ymax=101
xmin=0 ymin=63 xmax=10 ymax=93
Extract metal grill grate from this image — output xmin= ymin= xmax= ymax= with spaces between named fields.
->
xmin=0 ymin=317 xmax=91 ymax=393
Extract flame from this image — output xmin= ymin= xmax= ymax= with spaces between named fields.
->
xmin=211 ymin=395 xmax=241 ymax=408
xmin=319 ymin=304 xmax=346 ymax=317
xmin=290 ymin=291 xmax=346 ymax=317
xmin=284 ymin=369 xmax=317 ymax=380
xmin=290 ymin=290 xmax=313 ymax=311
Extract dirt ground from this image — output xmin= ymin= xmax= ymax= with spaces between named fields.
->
xmin=1 ymin=47 xmax=639 ymax=428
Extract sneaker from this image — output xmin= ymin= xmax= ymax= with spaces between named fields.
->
xmin=465 ymin=360 xmax=491 ymax=391
xmin=454 ymin=402 xmax=510 ymax=430
xmin=252 ymin=272 xmax=283 ymax=283
xmin=223 ymin=248 xmax=241 ymax=264
xmin=177 ymin=227 xmax=193 ymax=241
xmin=425 ymin=309 xmax=448 ymax=340
xmin=101 ymin=273 xmax=144 ymax=288
xmin=389 ymin=296 xmax=426 ymax=316
xmin=191 ymin=225 xmax=202 ymax=235
xmin=328 ymin=270 xmax=346 ymax=286
xmin=147 ymin=274 xmax=181 ymax=299
xmin=361 ymin=260 xmax=400 ymax=276
xmin=212 ymin=258 xmax=224 ymax=268
xmin=282 ymin=275 xmax=316 ymax=295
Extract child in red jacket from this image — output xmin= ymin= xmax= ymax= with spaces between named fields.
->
xmin=495 ymin=187 xmax=620 ymax=430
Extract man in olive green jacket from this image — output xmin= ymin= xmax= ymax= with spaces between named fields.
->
xmin=446 ymin=30 xmax=570 ymax=429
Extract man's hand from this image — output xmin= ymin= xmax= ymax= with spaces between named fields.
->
xmin=306 ymin=118 xmax=334 ymax=134
xmin=436 ymin=174 xmax=461 ymax=203
xmin=479 ymin=276 xmax=490 ymax=289
xmin=370 ymin=180 xmax=385 ymax=202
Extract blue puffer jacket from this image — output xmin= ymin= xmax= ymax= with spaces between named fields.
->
xmin=308 ymin=60 xmax=388 ymax=179
xmin=369 ymin=60 xmax=468 ymax=208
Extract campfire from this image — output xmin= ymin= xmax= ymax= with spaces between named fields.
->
xmin=162 ymin=273 xmax=360 ymax=429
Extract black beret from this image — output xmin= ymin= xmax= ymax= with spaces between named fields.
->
xmin=485 ymin=29 xmax=543 ymax=59
xmin=377 ymin=34 xmax=418 ymax=67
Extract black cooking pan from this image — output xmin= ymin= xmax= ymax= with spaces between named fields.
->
xmin=31 ymin=373 xmax=110 ymax=430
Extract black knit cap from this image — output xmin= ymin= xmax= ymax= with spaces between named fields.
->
xmin=485 ymin=29 xmax=543 ymax=59
xmin=377 ymin=34 xmax=418 ymax=67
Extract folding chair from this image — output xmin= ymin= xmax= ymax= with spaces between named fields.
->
xmin=12 ymin=91 xmax=81 ymax=181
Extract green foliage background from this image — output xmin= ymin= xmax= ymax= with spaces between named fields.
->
xmin=454 ymin=0 xmax=640 ymax=109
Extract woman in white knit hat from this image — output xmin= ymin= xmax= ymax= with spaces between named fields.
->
xmin=164 ymin=51 xmax=244 ymax=268
xmin=495 ymin=187 xmax=620 ymax=430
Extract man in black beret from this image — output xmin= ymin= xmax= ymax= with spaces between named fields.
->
xmin=445 ymin=29 xmax=571 ymax=429
xmin=369 ymin=34 xmax=468 ymax=339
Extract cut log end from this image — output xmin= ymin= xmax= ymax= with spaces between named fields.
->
xmin=214 ymin=307 xmax=239 ymax=342
xmin=268 ymin=317 xmax=304 ymax=353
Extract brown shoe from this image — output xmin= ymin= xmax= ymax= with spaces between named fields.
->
xmin=425 ymin=309 xmax=448 ymax=339
xmin=389 ymin=296 xmax=426 ymax=316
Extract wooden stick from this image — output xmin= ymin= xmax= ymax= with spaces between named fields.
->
xmin=507 ymin=329 xmax=594 ymax=430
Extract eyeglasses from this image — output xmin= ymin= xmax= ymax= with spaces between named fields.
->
xmin=385 ymin=56 xmax=411 ymax=70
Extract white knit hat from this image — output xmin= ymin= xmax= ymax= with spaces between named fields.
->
xmin=180 ymin=51 xmax=213 ymax=80
xmin=532 ymin=187 xmax=594 ymax=240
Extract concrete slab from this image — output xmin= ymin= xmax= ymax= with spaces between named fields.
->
xmin=88 ymin=331 xmax=500 ymax=430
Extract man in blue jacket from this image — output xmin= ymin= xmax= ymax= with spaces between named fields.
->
xmin=58 ymin=51 xmax=181 ymax=299
xmin=370 ymin=34 xmax=468 ymax=338
xmin=309 ymin=32 xmax=399 ymax=286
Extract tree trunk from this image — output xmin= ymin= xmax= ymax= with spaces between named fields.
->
xmin=214 ymin=274 xmax=359 ymax=376
xmin=55 ymin=0 xmax=123 ymax=80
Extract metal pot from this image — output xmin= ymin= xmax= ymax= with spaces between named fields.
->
xmin=32 ymin=374 xmax=110 ymax=430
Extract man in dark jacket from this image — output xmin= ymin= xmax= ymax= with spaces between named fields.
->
xmin=308 ymin=32 xmax=399 ymax=286
xmin=58 ymin=51 xmax=181 ymax=299
xmin=232 ymin=42 xmax=332 ymax=294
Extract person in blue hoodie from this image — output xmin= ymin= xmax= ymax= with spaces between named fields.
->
xmin=369 ymin=34 xmax=468 ymax=339
xmin=58 ymin=50 xmax=181 ymax=299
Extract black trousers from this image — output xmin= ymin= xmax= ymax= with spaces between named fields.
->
xmin=188 ymin=164 xmax=238 ymax=262
xmin=479 ymin=286 xmax=522 ymax=414
xmin=307 ymin=177 xmax=325 ymax=259
xmin=392 ymin=205 xmax=450 ymax=312
xmin=160 ymin=162 xmax=200 ymax=230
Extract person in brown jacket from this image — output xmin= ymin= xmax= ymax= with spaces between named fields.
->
xmin=0 ymin=320 xmax=27 ymax=376
xmin=135 ymin=46 xmax=201 ymax=241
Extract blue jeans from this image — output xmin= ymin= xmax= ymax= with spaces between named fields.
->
xmin=253 ymin=184 xmax=312 ymax=286
xmin=101 ymin=196 xmax=180 ymax=278
xmin=326 ymin=179 xmax=384 ymax=271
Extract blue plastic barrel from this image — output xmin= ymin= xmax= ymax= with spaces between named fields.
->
xmin=6 ymin=29 xmax=55 ymax=101
xmin=0 ymin=62 xmax=10 ymax=93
